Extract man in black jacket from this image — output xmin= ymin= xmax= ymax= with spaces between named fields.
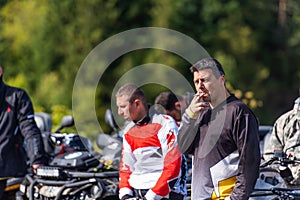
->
xmin=0 ymin=65 xmax=47 ymax=199
xmin=177 ymin=58 xmax=260 ymax=200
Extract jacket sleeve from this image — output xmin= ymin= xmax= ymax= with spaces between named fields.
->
xmin=263 ymin=112 xmax=290 ymax=160
xmin=119 ymin=135 xmax=134 ymax=199
xmin=16 ymin=89 xmax=47 ymax=165
xmin=230 ymin=112 xmax=260 ymax=200
xmin=177 ymin=111 xmax=199 ymax=154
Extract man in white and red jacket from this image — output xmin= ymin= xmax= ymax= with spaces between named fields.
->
xmin=116 ymin=83 xmax=182 ymax=200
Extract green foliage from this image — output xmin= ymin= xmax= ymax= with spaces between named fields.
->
xmin=50 ymin=105 xmax=75 ymax=132
xmin=34 ymin=72 xmax=65 ymax=111
xmin=0 ymin=0 xmax=299 ymax=136
xmin=34 ymin=104 xmax=75 ymax=133
xmin=5 ymin=73 xmax=29 ymax=89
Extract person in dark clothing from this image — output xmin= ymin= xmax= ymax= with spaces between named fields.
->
xmin=177 ymin=57 xmax=260 ymax=200
xmin=0 ymin=65 xmax=47 ymax=199
xmin=154 ymin=91 xmax=188 ymax=200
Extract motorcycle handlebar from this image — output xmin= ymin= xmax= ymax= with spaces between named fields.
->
xmin=260 ymin=152 xmax=300 ymax=168
xmin=65 ymin=170 xmax=119 ymax=178
xmin=260 ymin=157 xmax=277 ymax=168
xmin=272 ymin=187 xmax=300 ymax=197
xmin=251 ymin=187 xmax=300 ymax=198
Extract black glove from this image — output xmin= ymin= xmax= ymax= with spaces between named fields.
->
xmin=121 ymin=194 xmax=134 ymax=200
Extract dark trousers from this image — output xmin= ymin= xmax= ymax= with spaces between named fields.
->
xmin=169 ymin=191 xmax=184 ymax=200
xmin=0 ymin=180 xmax=7 ymax=200
xmin=134 ymin=189 xmax=184 ymax=200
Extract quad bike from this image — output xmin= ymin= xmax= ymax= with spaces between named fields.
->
xmin=16 ymin=114 xmax=119 ymax=200
xmin=250 ymin=142 xmax=300 ymax=200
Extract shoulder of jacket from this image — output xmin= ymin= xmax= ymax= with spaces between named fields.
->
xmin=5 ymin=83 xmax=27 ymax=96
xmin=275 ymin=110 xmax=294 ymax=124
xmin=152 ymin=113 xmax=171 ymax=122
xmin=152 ymin=113 xmax=177 ymax=129
xmin=228 ymin=98 xmax=257 ymax=117
xmin=123 ymin=121 xmax=135 ymax=134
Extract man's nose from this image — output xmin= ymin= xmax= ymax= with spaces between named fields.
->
xmin=118 ymin=108 xmax=123 ymax=115
xmin=196 ymin=81 xmax=204 ymax=89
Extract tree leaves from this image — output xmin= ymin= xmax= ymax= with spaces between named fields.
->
xmin=0 ymin=0 xmax=299 ymax=130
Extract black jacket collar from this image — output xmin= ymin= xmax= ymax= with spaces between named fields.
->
xmin=0 ymin=79 xmax=6 ymax=110
xmin=134 ymin=115 xmax=151 ymax=126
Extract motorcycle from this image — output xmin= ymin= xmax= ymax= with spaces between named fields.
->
xmin=16 ymin=114 xmax=119 ymax=200
xmin=250 ymin=143 xmax=300 ymax=200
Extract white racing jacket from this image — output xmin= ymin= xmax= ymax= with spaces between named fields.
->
xmin=119 ymin=113 xmax=182 ymax=200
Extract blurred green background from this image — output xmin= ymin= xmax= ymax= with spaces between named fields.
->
xmin=0 ymin=0 xmax=299 ymax=140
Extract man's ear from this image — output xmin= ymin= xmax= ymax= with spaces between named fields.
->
xmin=175 ymin=101 xmax=181 ymax=110
xmin=133 ymin=99 xmax=141 ymax=107
xmin=0 ymin=67 xmax=2 ymax=77
xmin=221 ymin=74 xmax=225 ymax=82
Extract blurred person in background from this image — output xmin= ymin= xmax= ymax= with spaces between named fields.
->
xmin=264 ymin=88 xmax=300 ymax=184
xmin=154 ymin=91 xmax=189 ymax=200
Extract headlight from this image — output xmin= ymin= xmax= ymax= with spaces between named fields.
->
xmin=36 ymin=166 xmax=63 ymax=178
xmin=19 ymin=182 xmax=26 ymax=193
xmin=39 ymin=186 xmax=62 ymax=198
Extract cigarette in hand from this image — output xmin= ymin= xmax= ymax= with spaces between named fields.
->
xmin=194 ymin=92 xmax=204 ymax=102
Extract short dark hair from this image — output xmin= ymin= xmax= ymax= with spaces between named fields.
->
xmin=116 ymin=83 xmax=147 ymax=105
xmin=190 ymin=57 xmax=225 ymax=78
xmin=154 ymin=91 xmax=181 ymax=112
